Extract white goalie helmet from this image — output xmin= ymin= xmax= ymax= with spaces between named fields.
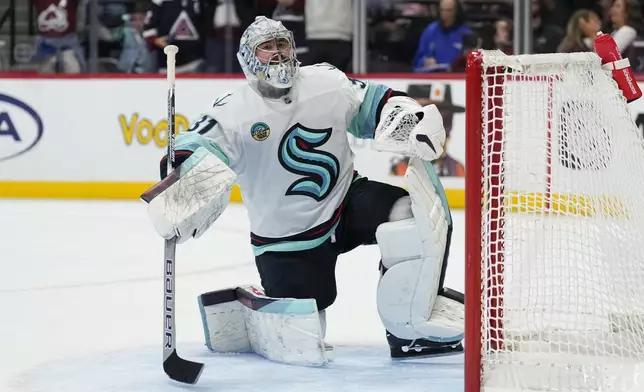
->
xmin=237 ymin=16 xmax=299 ymax=90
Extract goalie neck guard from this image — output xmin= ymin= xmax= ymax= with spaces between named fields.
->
xmin=237 ymin=16 xmax=299 ymax=96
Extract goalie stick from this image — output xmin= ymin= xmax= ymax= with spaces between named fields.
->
xmin=160 ymin=45 xmax=204 ymax=384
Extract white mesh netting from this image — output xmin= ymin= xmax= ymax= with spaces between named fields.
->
xmin=475 ymin=50 xmax=644 ymax=392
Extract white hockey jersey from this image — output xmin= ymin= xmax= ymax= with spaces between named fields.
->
xmin=175 ymin=64 xmax=390 ymax=255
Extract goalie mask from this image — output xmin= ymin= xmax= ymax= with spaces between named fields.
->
xmin=237 ymin=16 xmax=299 ymax=92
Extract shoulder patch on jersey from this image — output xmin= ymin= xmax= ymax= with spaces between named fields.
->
xmin=250 ymin=122 xmax=270 ymax=141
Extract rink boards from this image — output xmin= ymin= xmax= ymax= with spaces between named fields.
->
xmin=2 ymin=73 xmax=644 ymax=208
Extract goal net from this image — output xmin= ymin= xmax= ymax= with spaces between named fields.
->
xmin=465 ymin=50 xmax=644 ymax=392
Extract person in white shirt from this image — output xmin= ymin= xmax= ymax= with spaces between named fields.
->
xmin=304 ymin=0 xmax=353 ymax=71
xmin=609 ymin=0 xmax=644 ymax=55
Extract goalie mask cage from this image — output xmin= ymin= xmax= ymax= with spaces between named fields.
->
xmin=464 ymin=50 xmax=644 ymax=392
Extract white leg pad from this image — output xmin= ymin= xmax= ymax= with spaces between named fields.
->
xmin=198 ymin=285 xmax=328 ymax=366
xmin=376 ymin=157 xmax=464 ymax=342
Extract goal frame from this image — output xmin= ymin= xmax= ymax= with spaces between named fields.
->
xmin=464 ymin=48 xmax=644 ymax=392
xmin=465 ymin=49 xmax=527 ymax=392
xmin=464 ymin=49 xmax=485 ymax=392
xmin=464 ymin=50 xmax=549 ymax=392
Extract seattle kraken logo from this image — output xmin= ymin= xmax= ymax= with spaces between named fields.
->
xmin=278 ymin=124 xmax=340 ymax=202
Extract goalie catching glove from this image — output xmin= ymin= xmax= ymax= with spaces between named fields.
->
xmin=374 ymin=96 xmax=446 ymax=161
xmin=140 ymin=147 xmax=237 ymax=243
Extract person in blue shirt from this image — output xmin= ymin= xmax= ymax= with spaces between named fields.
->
xmin=413 ymin=0 xmax=471 ymax=72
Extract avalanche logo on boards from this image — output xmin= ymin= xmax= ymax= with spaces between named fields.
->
xmin=0 ymin=94 xmax=44 ymax=161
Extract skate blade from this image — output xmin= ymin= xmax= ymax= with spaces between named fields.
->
xmin=391 ymin=349 xmax=463 ymax=361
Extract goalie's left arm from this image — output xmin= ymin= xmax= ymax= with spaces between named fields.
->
xmin=374 ymin=96 xmax=447 ymax=162
xmin=338 ymin=71 xmax=446 ymax=161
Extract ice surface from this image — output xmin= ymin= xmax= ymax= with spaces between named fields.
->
xmin=0 ymin=200 xmax=465 ymax=392
xmin=11 ymin=345 xmax=464 ymax=392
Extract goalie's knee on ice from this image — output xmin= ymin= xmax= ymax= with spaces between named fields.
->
xmin=255 ymin=248 xmax=338 ymax=311
xmin=263 ymin=282 xmax=337 ymax=312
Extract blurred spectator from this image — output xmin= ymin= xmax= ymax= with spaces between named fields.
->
xmin=609 ymin=0 xmax=644 ymax=55
xmin=368 ymin=0 xmax=393 ymax=15
xmin=143 ymin=0 xmax=205 ymax=73
xmin=599 ymin=0 xmax=613 ymax=32
xmin=304 ymin=0 xmax=353 ymax=72
xmin=116 ymin=4 xmax=154 ymax=72
xmin=95 ymin=1 xmax=128 ymax=29
xmin=204 ymin=0 xmax=258 ymax=73
xmin=557 ymin=9 xmax=601 ymax=53
xmin=450 ymin=16 xmax=509 ymax=72
xmin=540 ymin=0 xmax=573 ymax=28
xmin=532 ymin=0 xmax=565 ymax=53
xmin=493 ymin=18 xmax=513 ymax=55
xmin=412 ymin=0 xmax=471 ymax=73
xmin=82 ymin=1 xmax=140 ymax=73
xmin=207 ymin=0 xmax=241 ymax=73
xmin=540 ymin=0 xmax=603 ymax=29
xmin=32 ymin=0 xmax=86 ymax=73
xmin=367 ymin=1 xmax=431 ymax=72
xmin=272 ymin=0 xmax=307 ymax=61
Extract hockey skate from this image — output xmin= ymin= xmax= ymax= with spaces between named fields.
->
xmin=386 ymin=331 xmax=463 ymax=360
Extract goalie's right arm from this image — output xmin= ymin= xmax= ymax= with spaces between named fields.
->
xmin=159 ymin=114 xmax=240 ymax=179
xmin=142 ymin=146 xmax=237 ymax=243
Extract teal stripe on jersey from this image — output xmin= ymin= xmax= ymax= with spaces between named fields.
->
xmin=251 ymin=220 xmax=341 ymax=256
xmin=348 ymin=83 xmax=390 ymax=139
xmin=250 ymin=173 xmax=362 ymax=256
xmin=175 ymin=132 xmax=230 ymax=166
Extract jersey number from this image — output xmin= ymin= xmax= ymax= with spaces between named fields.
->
xmin=187 ymin=115 xmax=217 ymax=135
xmin=348 ymin=77 xmax=366 ymax=89
xmin=278 ymin=124 xmax=340 ymax=202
